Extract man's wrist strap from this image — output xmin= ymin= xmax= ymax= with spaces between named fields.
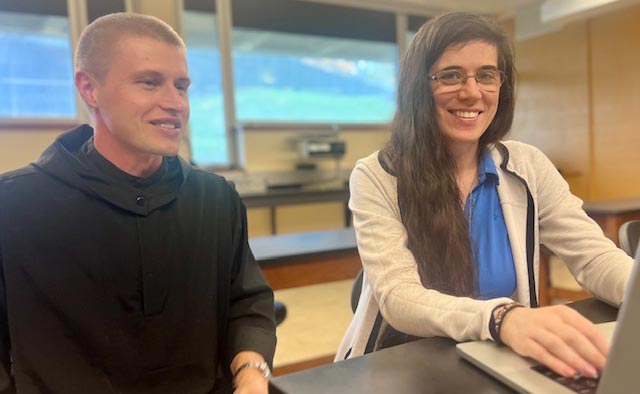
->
xmin=232 ymin=360 xmax=272 ymax=388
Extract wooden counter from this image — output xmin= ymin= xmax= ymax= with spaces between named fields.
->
xmin=249 ymin=227 xmax=361 ymax=290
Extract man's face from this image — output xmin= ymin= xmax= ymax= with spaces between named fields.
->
xmin=91 ymin=36 xmax=190 ymax=164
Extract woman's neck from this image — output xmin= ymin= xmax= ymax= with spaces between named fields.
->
xmin=449 ymin=142 xmax=480 ymax=206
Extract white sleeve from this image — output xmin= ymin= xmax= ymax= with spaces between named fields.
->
xmin=350 ymin=159 xmax=511 ymax=341
xmin=532 ymin=146 xmax=632 ymax=306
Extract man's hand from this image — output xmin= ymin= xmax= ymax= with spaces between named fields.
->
xmin=233 ymin=367 xmax=269 ymax=394
xmin=230 ymin=351 xmax=270 ymax=394
xmin=500 ymin=305 xmax=608 ymax=378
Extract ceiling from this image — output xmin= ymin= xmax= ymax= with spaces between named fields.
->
xmin=304 ymin=0 xmax=640 ymax=40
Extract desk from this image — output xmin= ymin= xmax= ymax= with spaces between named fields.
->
xmin=249 ymin=228 xmax=361 ymax=291
xmin=583 ymin=198 xmax=640 ymax=244
xmin=269 ymin=298 xmax=617 ymax=394
xmin=539 ymin=198 xmax=640 ymax=305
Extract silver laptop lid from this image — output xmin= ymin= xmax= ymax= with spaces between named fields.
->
xmin=597 ymin=249 xmax=640 ymax=393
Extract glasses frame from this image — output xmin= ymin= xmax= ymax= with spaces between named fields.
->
xmin=428 ymin=69 xmax=506 ymax=92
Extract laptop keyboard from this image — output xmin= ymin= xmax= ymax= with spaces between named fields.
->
xmin=531 ymin=365 xmax=599 ymax=394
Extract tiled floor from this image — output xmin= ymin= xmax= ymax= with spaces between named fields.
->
xmin=273 ymin=280 xmax=353 ymax=367
xmin=273 ymin=258 xmax=582 ymax=368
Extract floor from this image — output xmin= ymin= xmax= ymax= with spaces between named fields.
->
xmin=272 ymin=256 xmax=581 ymax=370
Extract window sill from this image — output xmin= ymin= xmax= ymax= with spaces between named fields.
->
xmin=239 ymin=122 xmax=390 ymax=132
xmin=0 ymin=118 xmax=83 ymax=131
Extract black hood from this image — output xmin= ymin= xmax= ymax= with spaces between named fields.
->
xmin=32 ymin=124 xmax=192 ymax=216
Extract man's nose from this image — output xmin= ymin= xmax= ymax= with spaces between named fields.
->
xmin=161 ymin=86 xmax=187 ymax=113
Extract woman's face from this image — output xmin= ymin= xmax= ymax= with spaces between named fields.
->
xmin=430 ymin=40 xmax=500 ymax=152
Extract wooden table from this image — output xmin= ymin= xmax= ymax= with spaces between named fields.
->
xmin=539 ymin=198 xmax=640 ymax=306
xmin=249 ymin=227 xmax=361 ymax=291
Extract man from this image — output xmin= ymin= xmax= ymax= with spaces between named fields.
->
xmin=0 ymin=13 xmax=275 ymax=394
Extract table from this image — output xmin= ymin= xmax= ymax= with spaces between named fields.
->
xmin=249 ymin=228 xmax=361 ymax=290
xmin=539 ymin=198 xmax=640 ymax=305
xmin=269 ymin=298 xmax=618 ymax=394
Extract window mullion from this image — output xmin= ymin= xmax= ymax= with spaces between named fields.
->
xmin=215 ymin=0 xmax=240 ymax=168
xmin=66 ymin=0 xmax=90 ymax=124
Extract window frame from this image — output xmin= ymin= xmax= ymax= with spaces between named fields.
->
xmin=0 ymin=0 xmax=131 ymax=130
xmin=2 ymin=0 xmax=432 ymax=171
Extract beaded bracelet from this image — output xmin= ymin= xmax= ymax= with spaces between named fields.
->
xmin=489 ymin=302 xmax=524 ymax=345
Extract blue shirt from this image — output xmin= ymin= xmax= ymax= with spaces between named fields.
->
xmin=464 ymin=150 xmax=516 ymax=299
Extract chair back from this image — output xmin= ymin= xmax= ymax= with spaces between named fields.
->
xmin=351 ymin=269 xmax=364 ymax=313
xmin=619 ymin=220 xmax=640 ymax=257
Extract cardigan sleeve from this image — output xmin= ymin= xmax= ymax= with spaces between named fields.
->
xmin=349 ymin=155 xmax=511 ymax=342
xmin=530 ymin=145 xmax=632 ymax=306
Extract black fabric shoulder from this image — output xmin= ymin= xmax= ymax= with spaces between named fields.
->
xmin=377 ymin=150 xmax=396 ymax=176
xmin=494 ymin=142 xmax=510 ymax=171
xmin=0 ymin=164 xmax=40 ymax=183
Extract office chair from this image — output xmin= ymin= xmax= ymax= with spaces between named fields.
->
xmin=275 ymin=301 xmax=287 ymax=326
xmin=351 ymin=269 xmax=364 ymax=313
xmin=619 ymin=220 xmax=640 ymax=257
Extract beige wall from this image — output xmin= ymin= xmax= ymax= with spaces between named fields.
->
xmin=513 ymin=4 xmax=640 ymax=201
xmin=243 ymin=128 xmax=390 ymax=172
xmin=589 ymin=6 xmax=640 ymax=200
xmin=0 ymin=129 xmax=63 ymax=173
xmin=243 ymin=127 xmax=390 ymax=236
xmin=511 ymin=22 xmax=591 ymax=198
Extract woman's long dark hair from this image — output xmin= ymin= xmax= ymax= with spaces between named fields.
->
xmin=384 ymin=12 xmax=516 ymax=297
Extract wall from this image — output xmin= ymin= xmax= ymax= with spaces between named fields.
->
xmin=243 ymin=127 xmax=390 ymax=237
xmin=589 ymin=6 xmax=640 ymax=200
xmin=0 ymin=129 xmax=64 ymax=173
xmin=512 ymin=4 xmax=640 ymax=201
xmin=511 ymin=22 xmax=591 ymax=198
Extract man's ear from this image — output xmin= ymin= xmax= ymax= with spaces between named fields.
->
xmin=75 ymin=71 xmax=99 ymax=110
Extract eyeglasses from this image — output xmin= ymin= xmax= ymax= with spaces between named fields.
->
xmin=428 ymin=69 xmax=505 ymax=93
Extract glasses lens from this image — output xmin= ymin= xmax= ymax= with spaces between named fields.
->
xmin=475 ymin=70 xmax=502 ymax=92
xmin=436 ymin=70 xmax=465 ymax=86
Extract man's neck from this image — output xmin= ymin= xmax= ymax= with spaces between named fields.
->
xmin=93 ymin=133 xmax=163 ymax=179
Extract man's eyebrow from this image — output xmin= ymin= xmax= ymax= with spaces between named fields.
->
xmin=131 ymin=70 xmax=163 ymax=79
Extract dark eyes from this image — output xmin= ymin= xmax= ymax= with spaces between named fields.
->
xmin=139 ymin=79 xmax=160 ymax=88
xmin=437 ymin=70 xmax=500 ymax=83
xmin=475 ymin=70 xmax=500 ymax=83
xmin=138 ymin=79 xmax=189 ymax=93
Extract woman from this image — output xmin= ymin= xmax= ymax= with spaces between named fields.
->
xmin=337 ymin=12 xmax=632 ymax=380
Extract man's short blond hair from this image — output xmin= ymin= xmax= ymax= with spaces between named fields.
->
xmin=75 ymin=12 xmax=186 ymax=80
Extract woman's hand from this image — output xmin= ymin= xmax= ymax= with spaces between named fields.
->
xmin=499 ymin=304 xmax=608 ymax=378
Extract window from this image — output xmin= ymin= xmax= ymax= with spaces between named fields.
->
xmin=183 ymin=6 xmax=229 ymax=167
xmin=232 ymin=29 xmax=397 ymax=124
xmin=0 ymin=0 xmax=126 ymax=121
xmin=406 ymin=15 xmax=429 ymax=48
xmin=0 ymin=4 xmax=75 ymax=118
xmin=231 ymin=0 xmax=398 ymax=124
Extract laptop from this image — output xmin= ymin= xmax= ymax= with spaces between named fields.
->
xmin=457 ymin=252 xmax=640 ymax=394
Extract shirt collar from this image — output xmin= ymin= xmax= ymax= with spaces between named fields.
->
xmin=478 ymin=147 xmax=499 ymax=185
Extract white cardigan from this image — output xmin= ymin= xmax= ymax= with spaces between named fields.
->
xmin=336 ymin=140 xmax=632 ymax=361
